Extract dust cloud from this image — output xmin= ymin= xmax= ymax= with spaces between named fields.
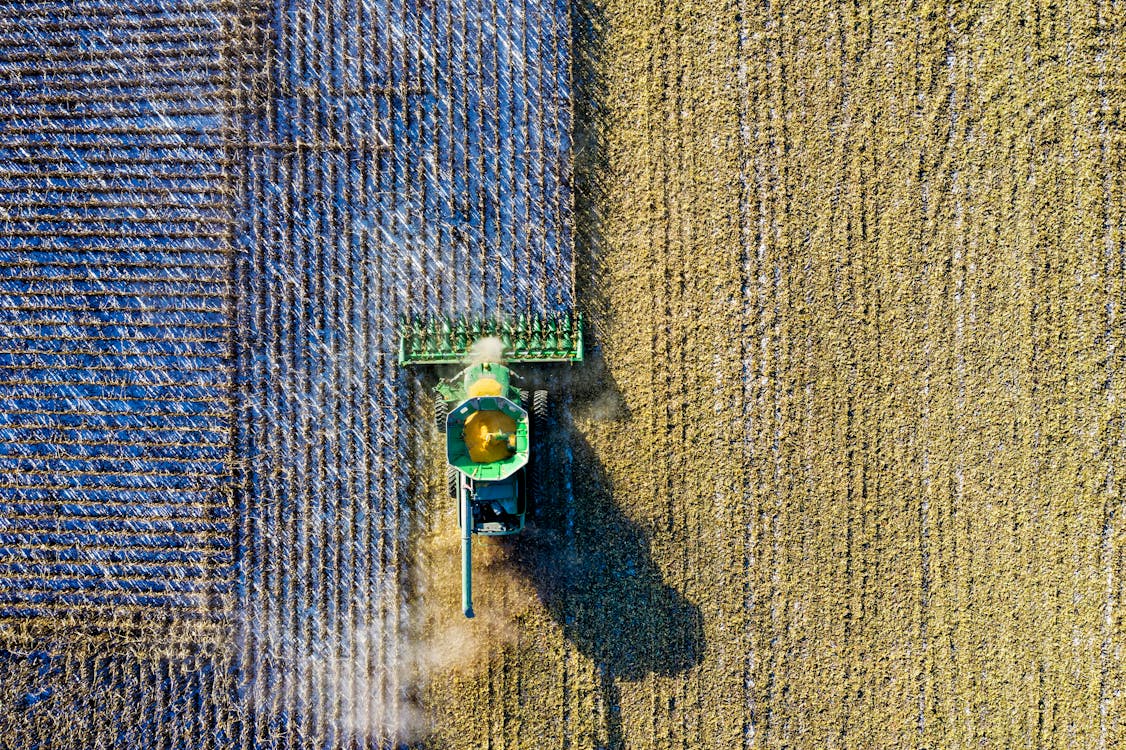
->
xmin=468 ymin=336 xmax=505 ymax=365
xmin=411 ymin=521 xmax=532 ymax=671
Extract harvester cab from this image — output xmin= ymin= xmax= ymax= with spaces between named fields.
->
xmin=398 ymin=314 xmax=582 ymax=618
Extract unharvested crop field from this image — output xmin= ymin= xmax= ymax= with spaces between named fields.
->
xmin=2 ymin=0 xmax=1125 ymax=748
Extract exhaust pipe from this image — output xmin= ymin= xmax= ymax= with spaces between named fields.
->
xmin=462 ymin=493 xmax=474 ymax=618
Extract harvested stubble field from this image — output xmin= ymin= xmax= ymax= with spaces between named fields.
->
xmin=1 ymin=0 xmax=1125 ymax=748
xmin=419 ymin=0 xmax=1126 ymax=747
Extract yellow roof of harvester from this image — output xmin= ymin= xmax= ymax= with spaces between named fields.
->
xmin=463 ymin=409 xmax=517 ymax=463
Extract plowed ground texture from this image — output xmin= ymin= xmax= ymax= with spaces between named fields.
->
xmin=416 ymin=0 xmax=1126 ymax=748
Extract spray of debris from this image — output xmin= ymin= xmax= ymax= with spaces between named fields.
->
xmin=468 ymin=336 xmax=506 ymax=365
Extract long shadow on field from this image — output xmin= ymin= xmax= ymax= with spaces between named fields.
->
xmin=502 ymin=376 xmax=705 ymax=685
xmin=521 ymin=433 xmax=705 ymax=682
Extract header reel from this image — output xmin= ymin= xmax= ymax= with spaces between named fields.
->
xmin=398 ymin=312 xmax=584 ymax=365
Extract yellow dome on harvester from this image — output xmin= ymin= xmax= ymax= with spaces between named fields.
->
xmin=463 ymin=409 xmax=517 ymax=463
xmin=467 ymin=376 xmax=504 ymax=398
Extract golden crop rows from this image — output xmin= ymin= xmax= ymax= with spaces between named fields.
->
xmin=417 ymin=0 xmax=1126 ymax=747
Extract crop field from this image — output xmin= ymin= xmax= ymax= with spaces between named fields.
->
xmin=421 ymin=0 xmax=1126 ymax=747
xmin=2 ymin=0 xmax=1126 ymax=748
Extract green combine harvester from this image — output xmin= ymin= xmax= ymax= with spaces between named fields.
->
xmin=399 ymin=313 xmax=582 ymax=618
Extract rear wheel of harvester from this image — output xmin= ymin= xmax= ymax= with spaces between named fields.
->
xmin=447 ymin=465 xmax=458 ymax=498
xmin=434 ymin=395 xmax=447 ymax=433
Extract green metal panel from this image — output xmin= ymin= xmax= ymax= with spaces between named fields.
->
xmin=445 ymin=396 xmax=529 ymax=480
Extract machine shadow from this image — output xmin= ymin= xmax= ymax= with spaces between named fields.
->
xmin=499 ymin=394 xmax=705 ymax=684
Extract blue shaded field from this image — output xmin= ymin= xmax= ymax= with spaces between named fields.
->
xmin=0 ymin=0 xmax=573 ymax=746
xmin=0 ymin=0 xmax=235 ymax=621
xmin=231 ymin=0 xmax=572 ymax=742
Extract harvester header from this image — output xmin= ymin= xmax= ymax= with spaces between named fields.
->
xmin=398 ymin=312 xmax=583 ymax=365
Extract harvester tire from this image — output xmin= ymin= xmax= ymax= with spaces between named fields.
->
xmin=532 ymin=390 xmax=548 ymax=427
xmin=434 ymin=396 xmax=447 ymax=433
xmin=447 ymin=465 xmax=459 ymax=498
xmin=519 ymin=389 xmax=530 ymax=411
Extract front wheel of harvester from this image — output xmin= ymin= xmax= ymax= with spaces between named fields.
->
xmin=532 ymin=390 xmax=548 ymax=428
xmin=447 ymin=465 xmax=459 ymax=498
xmin=434 ymin=395 xmax=447 ymax=433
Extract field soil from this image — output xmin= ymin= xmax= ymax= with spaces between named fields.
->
xmin=417 ymin=0 xmax=1126 ymax=747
